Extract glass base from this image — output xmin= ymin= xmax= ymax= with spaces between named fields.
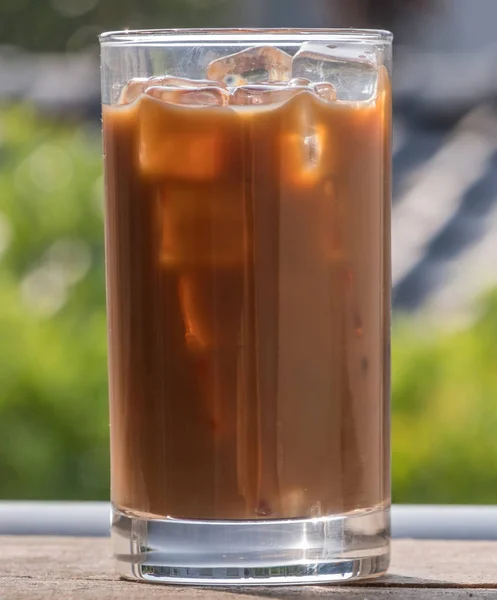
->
xmin=112 ymin=504 xmax=390 ymax=586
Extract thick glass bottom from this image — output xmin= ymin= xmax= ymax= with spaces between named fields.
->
xmin=112 ymin=504 xmax=390 ymax=586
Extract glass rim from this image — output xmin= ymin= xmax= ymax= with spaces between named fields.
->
xmin=99 ymin=27 xmax=393 ymax=46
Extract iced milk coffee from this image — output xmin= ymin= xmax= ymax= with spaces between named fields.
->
xmin=103 ymin=44 xmax=391 ymax=521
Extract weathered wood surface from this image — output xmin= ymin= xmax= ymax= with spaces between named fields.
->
xmin=1 ymin=537 xmax=497 ymax=599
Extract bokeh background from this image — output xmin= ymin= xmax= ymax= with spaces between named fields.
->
xmin=1 ymin=0 xmax=497 ymax=504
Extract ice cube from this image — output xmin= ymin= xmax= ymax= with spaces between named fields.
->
xmin=119 ymin=76 xmax=228 ymax=104
xmin=178 ymin=275 xmax=211 ymax=353
xmin=311 ymin=82 xmax=337 ymax=103
xmin=289 ymin=77 xmax=311 ymax=87
xmin=280 ymin=96 xmax=328 ymax=188
xmin=118 ymin=77 xmax=150 ymax=104
xmin=230 ymin=85 xmax=304 ymax=106
xmin=145 ymin=85 xmax=230 ymax=107
xmin=293 ymin=43 xmax=378 ymax=101
xmin=256 ymin=77 xmax=310 ymax=88
xmin=160 ymin=188 xmax=245 ymax=268
xmin=139 ymin=95 xmax=231 ymax=181
xmin=148 ymin=75 xmax=228 ymax=89
xmin=207 ymin=46 xmax=292 ymax=85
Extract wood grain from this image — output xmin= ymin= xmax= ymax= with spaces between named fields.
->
xmin=1 ymin=537 xmax=497 ymax=599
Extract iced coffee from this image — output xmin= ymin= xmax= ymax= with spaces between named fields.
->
xmin=103 ymin=43 xmax=391 ymax=521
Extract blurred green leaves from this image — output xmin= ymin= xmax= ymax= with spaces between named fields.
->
xmin=392 ymin=293 xmax=497 ymax=504
xmin=0 ymin=105 xmax=108 ymax=499
xmin=1 ymin=104 xmax=497 ymax=503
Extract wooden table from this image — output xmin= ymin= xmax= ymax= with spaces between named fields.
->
xmin=2 ymin=537 xmax=497 ymax=599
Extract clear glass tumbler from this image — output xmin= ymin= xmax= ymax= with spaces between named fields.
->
xmin=100 ymin=28 xmax=392 ymax=586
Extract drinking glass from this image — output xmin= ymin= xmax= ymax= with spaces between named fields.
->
xmin=100 ymin=28 xmax=393 ymax=586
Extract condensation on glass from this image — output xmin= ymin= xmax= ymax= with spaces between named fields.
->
xmin=100 ymin=28 xmax=393 ymax=586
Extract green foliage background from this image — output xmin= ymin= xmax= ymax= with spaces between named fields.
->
xmin=1 ymin=105 xmax=497 ymax=503
xmin=0 ymin=106 xmax=108 ymax=500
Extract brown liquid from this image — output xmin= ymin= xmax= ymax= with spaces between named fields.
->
xmin=103 ymin=74 xmax=391 ymax=520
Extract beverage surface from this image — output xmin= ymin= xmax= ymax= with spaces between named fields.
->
xmin=103 ymin=45 xmax=391 ymax=520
